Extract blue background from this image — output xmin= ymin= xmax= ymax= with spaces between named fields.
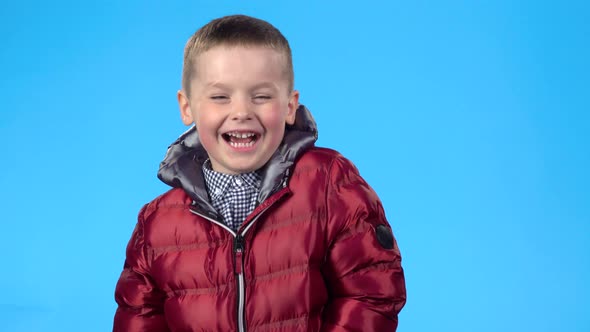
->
xmin=1 ymin=1 xmax=588 ymax=331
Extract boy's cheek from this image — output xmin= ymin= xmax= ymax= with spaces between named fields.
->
xmin=196 ymin=128 xmax=219 ymax=152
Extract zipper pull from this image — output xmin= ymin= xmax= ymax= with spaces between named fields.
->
xmin=234 ymin=234 xmax=244 ymax=275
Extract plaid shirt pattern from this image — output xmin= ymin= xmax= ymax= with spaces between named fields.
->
xmin=202 ymin=160 xmax=262 ymax=231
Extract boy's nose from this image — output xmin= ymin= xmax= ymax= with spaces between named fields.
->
xmin=230 ymin=100 xmax=253 ymax=121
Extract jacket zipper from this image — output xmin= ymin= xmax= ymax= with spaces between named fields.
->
xmin=234 ymin=234 xmax=245 ymax=332
xmin=189 ymin=204 xmax=274 ymax=332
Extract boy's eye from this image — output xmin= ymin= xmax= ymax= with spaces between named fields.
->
xmin=253 ymin=95 xmax=271 ymax=103
xmin=211 ymin=95 xmax=228 ymax=100
xmin=210 ymin=95 xmax=230 ymax=103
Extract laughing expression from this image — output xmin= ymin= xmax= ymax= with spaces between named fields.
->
xmin=178 ymin=45 xmax=299 ymax=174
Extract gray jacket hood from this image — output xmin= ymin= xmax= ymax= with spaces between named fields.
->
xmin=157 ymin=104 xmax=318 ymax=216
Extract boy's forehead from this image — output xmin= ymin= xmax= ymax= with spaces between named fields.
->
xmin=190 ymin=45 xmax=290 ymax=86
xmin=196 ymin=44 xmax=285 ymax=62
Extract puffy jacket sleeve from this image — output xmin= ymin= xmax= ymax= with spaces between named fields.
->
xmin=113 ymin=204 xmax=170 ymax=332
xmin=321 ymin=157 xmax=406 ymax=331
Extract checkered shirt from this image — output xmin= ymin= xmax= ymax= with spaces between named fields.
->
xmin=202 ymin=160 xmax=262 ymax=231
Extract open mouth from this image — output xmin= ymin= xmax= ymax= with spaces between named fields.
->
xmin=222 ymin=131 xmax=260 ymax=148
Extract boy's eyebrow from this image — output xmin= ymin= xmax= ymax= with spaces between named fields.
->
xmin=207 ymin=82 xmax=231 ymax=89
xmin=205 ymin=81 xmax=279 ymax=90
xmin=250 ymin=82 xmax=279 ymax=90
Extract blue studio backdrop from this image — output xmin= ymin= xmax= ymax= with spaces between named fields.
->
xmin=0 ymin=1 xmax=588 ymax=331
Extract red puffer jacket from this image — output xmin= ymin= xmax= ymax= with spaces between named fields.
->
xmin=114 ymin=106 xmax=406 ymax=331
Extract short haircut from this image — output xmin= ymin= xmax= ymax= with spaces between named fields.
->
xmin=182 ymin=15 xmax=294 ymax=95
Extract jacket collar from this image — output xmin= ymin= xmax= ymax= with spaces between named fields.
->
xmin=157 ymin=104 xmax=318 ymax=214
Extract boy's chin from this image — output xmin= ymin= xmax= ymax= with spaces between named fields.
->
xmin=210 ymin=159 xmax=267 ymax=175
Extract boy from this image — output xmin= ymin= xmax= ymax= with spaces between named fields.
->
xmin=114 ymin=15 xmax=406 ymax=332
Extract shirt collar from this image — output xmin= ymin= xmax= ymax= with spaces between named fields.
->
xmin=202 ymin=160 xmax=262 ymax=201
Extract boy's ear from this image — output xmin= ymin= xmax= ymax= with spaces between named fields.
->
xmin=285 ymin=90 xmax=300 ymax=125
xmin=177 ymin=90 xmax=194 ymax=125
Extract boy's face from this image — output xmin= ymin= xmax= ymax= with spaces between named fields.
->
xmin=178 ymin=45 xmax=299 ymax=174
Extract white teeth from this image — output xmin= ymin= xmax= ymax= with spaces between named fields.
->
xmin=227 ymin=132 xmax=256 ymax=138
xmin=229 ymin=141 xmax=256 ymax=148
